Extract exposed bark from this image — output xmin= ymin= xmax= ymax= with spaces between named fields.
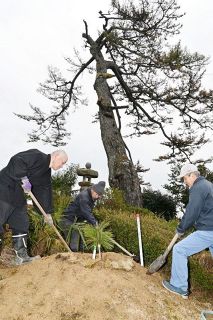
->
xmin=96 ymin=74 xmax=142 ymax=206
xmin=85 ymin=31 xmax=142 ymax=206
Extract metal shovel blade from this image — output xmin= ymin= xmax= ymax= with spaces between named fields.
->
xmin=146 ymin=233 xmax=179 ymax=275
xmin=146 ymin=254 xmax=166 ymax=274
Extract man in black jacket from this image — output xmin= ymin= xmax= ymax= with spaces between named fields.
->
xmin=60 ymin=181 xmax=106 ymax=251
xmin=0 ymin=149 xmax=68 ymax=264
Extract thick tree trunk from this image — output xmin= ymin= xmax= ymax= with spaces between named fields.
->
xmin=94 ymin=72 xmax=142 ymax=207
xmin=85 ymin=32 xmax=142 ymax=206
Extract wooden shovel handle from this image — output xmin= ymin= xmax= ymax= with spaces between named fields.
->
xmin=163 ymin=233 xmax=179 ymax=258
xmin=111 ymin=239 xmax=134 ymax=257
xmin=28 ymin=191 xmax=72 ymax=253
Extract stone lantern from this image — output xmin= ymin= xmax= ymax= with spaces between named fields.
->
xmin=77 ymin=162 xmax=98 ymax=190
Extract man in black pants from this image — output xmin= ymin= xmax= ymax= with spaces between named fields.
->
xmin=0 ymin=149 xmax=68 ymax=264
xmin=60 ymin=181 xmax=105 ymax=252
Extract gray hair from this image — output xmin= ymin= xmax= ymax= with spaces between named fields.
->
xmin=51 ymin=150 xmax=68 ymax=158
xmin=51 ymin=150 xmax=68 ymax=163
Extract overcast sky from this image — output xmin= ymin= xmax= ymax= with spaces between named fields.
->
xmin=0 ymin=0 xmax=213 ymax=191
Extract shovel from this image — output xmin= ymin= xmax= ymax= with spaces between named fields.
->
xmin=111 ymin=239 xmax=135 ymax=257
xmin=146 ymin=233 xmax=179 ymax=274
xmin=28 ymin=191 xmax=72 ymax=253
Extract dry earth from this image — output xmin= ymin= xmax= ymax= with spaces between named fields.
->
xmin=0 ymin=250 xmax=212 ymax=320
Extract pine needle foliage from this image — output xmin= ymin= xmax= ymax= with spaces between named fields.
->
xmin=28 ymin=209 xmax=65 ymax=256
xmin=82 ymin=221 xmax=114 ymax=251
xmin=65 ymin=220 xmax=87 ymax=249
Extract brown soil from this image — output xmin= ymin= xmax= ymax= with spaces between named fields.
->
xmin=0 ymin=250 xmax=212 ymax=320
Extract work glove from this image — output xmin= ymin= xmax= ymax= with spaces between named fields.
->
xmin=45 ymin=214 xmax=54 ymax=226
xmin=21 ymin=176 xmax=32 ymax=193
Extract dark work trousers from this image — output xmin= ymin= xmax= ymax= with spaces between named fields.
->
xmin=60 ymin=217 xmax=84 ymax=252
xmin=0 ymin=200 xmax=29 ymax=235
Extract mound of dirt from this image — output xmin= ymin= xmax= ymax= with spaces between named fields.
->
xmin=0 ymin=251 xmax=212 ymax=320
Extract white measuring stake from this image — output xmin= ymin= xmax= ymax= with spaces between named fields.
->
xmin=98 ymin=244 xmax=101 ymax=259
xmin=92 ymin=245 xmax=96 ymax=260
xmin=136 ymin=214 xmax=144 ymax=266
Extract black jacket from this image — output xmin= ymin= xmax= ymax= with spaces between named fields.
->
xmin=0 ymin=149 xmax=53 ymax=213
xmin=63 ymin=188 xmax=97 ymax=226
xmin=177 ymin=176 xmax=213 ymax=233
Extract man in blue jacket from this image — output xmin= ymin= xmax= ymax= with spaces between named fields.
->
xmin=0 ymin=149 xmax=68 ymax=265
xmin=60 ymin=181 xmax=106 ymax=251
xmin=162 ymin=163 xmax=213 ymax=299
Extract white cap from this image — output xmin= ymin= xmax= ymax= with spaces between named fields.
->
xmin=177 ymin=163 xmax=198 ymax=179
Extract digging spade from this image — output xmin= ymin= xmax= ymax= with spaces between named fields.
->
xmin=146 ymin=233 xmax=179 ymax=274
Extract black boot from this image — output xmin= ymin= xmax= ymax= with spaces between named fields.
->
xmin=12 ymin=234 xmax=40 ymax=265
xmin=0 ymin=234 xmax=3 ymax=255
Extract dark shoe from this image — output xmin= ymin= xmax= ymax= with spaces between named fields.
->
xmin=12 ymin=234 xmax=40 ymax=265
xmin=162 ymin=280 xmax=188 ymax=299
xmin=14 ymin=247 xmax=40 ymax=265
